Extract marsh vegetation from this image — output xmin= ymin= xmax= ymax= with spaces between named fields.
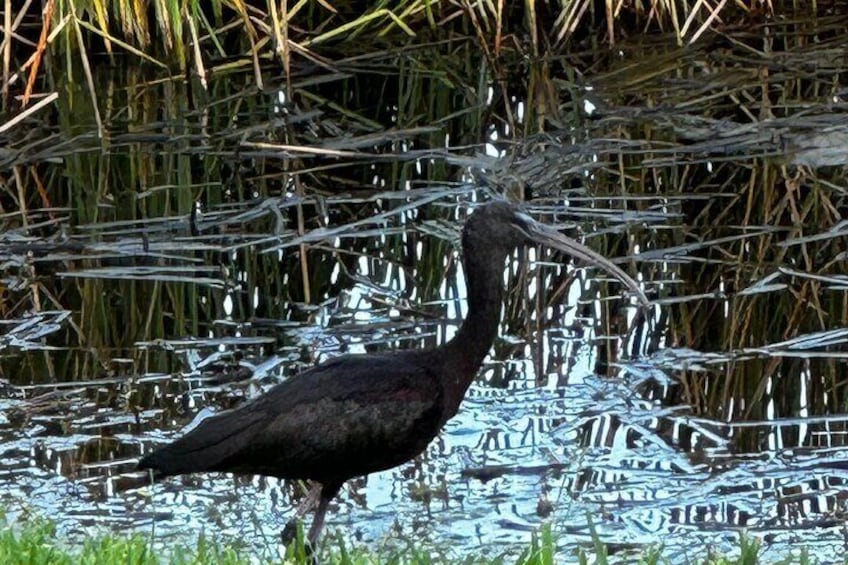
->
xmin=2 ymin=2 xmax=847 ymax=562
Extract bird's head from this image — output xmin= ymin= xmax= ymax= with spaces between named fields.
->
xmin=462 ymin=199 xmax=649 ymax=306
xmin=461 ymin=200 xmax=534 ymax=256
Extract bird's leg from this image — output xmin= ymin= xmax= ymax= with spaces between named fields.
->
xmin=301 ymin=481 xmax=323 ymax=513
xmin=306 ymin=482 xmax=342 ymax=551
xmin=281 ymin=481 xmax=322 ymax=544
xmin=299 ymin=495 xmax=330 ymax=565
xmin=306 ymin=495 xmax=329 ymax=548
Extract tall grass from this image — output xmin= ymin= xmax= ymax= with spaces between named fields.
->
xmin=1 ymin=1 xmax=831 ymax=114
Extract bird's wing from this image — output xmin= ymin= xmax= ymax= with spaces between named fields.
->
xmin=139 ymin=352 xmax=445 ymax=483
xmin=137 ymin=393 xmax=271 ymax=477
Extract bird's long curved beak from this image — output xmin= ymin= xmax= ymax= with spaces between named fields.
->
xmin=514 ymin=212 xmax=650 ymax=307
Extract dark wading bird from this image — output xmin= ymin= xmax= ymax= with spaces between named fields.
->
xmin=138 ymin=200 xmax=648 ymax=550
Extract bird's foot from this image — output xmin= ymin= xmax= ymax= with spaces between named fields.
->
xmin=280 ymin=521 xmax=316 ymax=563
xmin=280 ymin=519 xmax=298 ymax=545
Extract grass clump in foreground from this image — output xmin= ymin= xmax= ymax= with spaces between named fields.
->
xmin=0 ymin=511 xmax=557 ymax=565
xmin=0 ymin=514 xmax=244 ymax=565
xmin=0 ymin=511 xmax=818 ymax=565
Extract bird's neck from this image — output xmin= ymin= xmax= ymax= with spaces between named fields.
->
xmin=438 ymin=252 xmax=507 ymax=415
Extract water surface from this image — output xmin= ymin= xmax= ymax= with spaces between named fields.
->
xmin=2 ymin=26 xmax=848 ymax=563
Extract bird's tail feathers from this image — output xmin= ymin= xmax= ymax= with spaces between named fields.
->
xmin=137 ymin=407 xmax=265 ymax=477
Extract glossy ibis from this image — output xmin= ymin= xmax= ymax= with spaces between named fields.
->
xmin=137 ymin=200 xmax=646 ymax=549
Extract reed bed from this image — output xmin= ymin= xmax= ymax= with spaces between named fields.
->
xmin=1 ymin=0 xmax=847 ymax=561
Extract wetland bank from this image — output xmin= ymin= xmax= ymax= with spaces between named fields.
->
xmin=1 ymin=2 xmax=848 ymax=563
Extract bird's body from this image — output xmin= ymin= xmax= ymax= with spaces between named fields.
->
xmin=140 ymin=351 xmax=445 ymax=484
xmin=138 ymin=200 xmax=644 ymax=549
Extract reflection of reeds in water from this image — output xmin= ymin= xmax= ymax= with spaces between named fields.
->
xmin=1 ymin=5 xmax=848 ymax=550
xmin=3 ymin=16 xmax=847 ymax=405
xmin=554 ymin=32 xmax=848 ymax=439
xmin=0 ymin=24 xmax=846 ymax=565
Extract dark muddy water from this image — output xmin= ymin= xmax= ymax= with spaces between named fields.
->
xmin=3 ymin=27 xmax=848 ymax=563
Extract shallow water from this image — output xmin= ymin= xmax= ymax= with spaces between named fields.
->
xmin=4 ymin=203 xmax=848 ymax=563
xmin=3 ymin=24 xmax=848 ymax=563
